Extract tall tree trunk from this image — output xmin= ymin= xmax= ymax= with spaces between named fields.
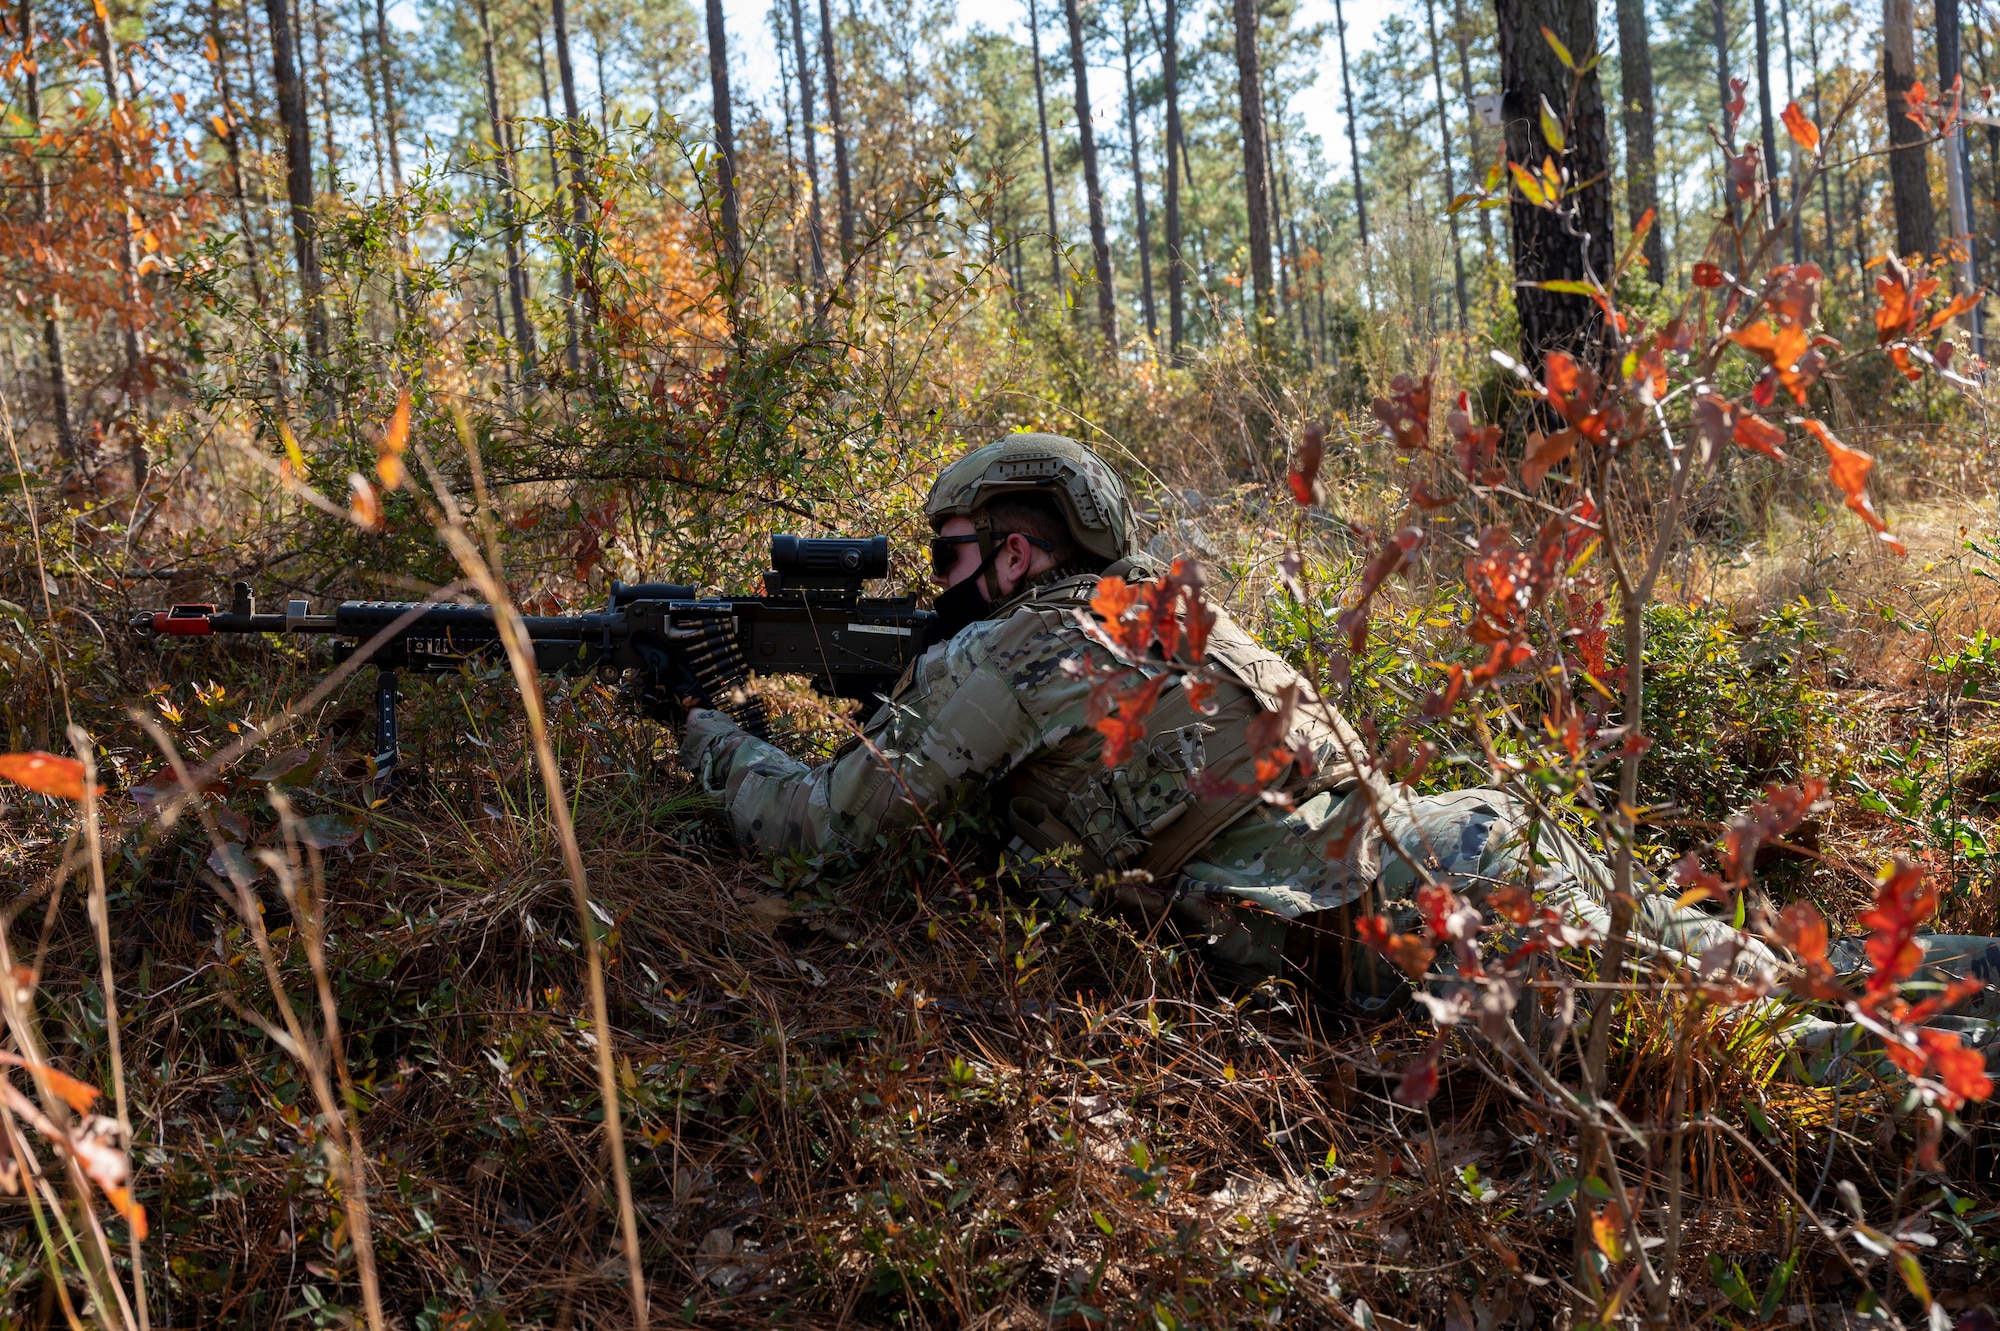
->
xmin=534 ymin=18 xmax=580 ymax=370
xmin=373 ymin=0 xmax=402 ymax=190
xmin=1712 ymin=0 xmax=1735 ymax=145
xmin=1806 ymin=0 xmax=1836 ymax=263
xmin=1753 ymin=0 xmax=1782 ymax=220
xmin=817 ymin=0 xmax=855 ymax=259
xmin=266 ymin=0 xmax=326 ymax=359
xmin=1884 ymin=0 xmax=1936 ymax=257
xmin=1159 ymin=0 xmax=1185 ymax=357
xmin=703 ymin=0 xmax=743 ymax=275
xmin=1423 ymin=0 xmax=1470 ymax=321
xmin=19 ymin=0 xmax=74 ymax=459
xmin=787 ymin=0 xmax=827 ymax=285
xmin=1029 ymin=0 xmax=1063 ymax=295
xmin=356 ymin=0 xmax=385 ymax=196
xmin=1120 ymin=2 xmax=1158 ymax=344
xmin=476 ymin=0 xmax=536 ymax=382
xmin=209 ymin=0 xmax=270 ymax=312
xmin=1613 ymin=0 xmax=1666 ymax=278
xmin=1449 ymin=0 xmax=1493 ymax=255
xmin=87 ymin=0 xmax=149 ymax=489
xmin=774 ymin=9 xmax=806 ymax=287
xmin=1778 ymin=0 xmax=1804 ymax=260
xmin=550 ymin=0 xmax=597 ymax=365
xmin=1231 ymin=0 xmax=1273 ymax=330
xmin=1937 ymin=0 xmax=1983 ymax=348
xmin=1496 ymin=0 xmax=1616 ymax=365
xmin=1064 ymin=0 xmax=1117 ymax=343
xmin=1332 ymin=0 xmax=1369 ymax=251
xmin=309 ymin=0 xmax=336 ymax=193
xmin=1264 ymin=103 xmax=1292 ymax=338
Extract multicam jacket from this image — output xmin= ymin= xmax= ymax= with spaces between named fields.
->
xmin=681 ymin=570 xmax=1383 ymax=969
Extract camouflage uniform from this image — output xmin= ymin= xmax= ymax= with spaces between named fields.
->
xmin=683 ymin=432 xmax=2000 ymax=1060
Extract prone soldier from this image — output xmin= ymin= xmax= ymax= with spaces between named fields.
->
xmin=682 ymin=434 xmax=2000 ymax=1038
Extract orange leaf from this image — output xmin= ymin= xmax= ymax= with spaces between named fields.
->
xmin=0 ymin=753 xmax=93 ymax=801
xmin=1859 ymin=855 xmax=1937 ymax=1002
xmin=347 ymin=473 xmax=384 ymax=533
xmin=1780 ymin=101 xmax=1821 ymax=152
xmin=1926 ymin=288 xmax=1984 ymax=335
xmin=1092 ymin=675 xmax=1165 ymax=767
xmin=1520 ymin=428 xmax=1578 ymax=490
xmin=375 ymin=388 xmax=411 ymax=490
xmin=1800 ymin=420 xmax=1903 ymax=553
xmin=104 ymin=1186 xmax=149 ymax=1240
xmin=1591 ymin=1206 xmax=1626 ymax=1261
xmin=0 ymin=1051 xmax=100 ymax=1114
xmin=1731 ymin=411 xmax=1788 ymax=460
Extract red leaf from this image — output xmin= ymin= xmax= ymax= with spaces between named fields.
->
xmin=1446 ymin=392 xmax=1501 ymax=480
xmin=1287 ymin=421 xmax=1327 ymax=506
xmin=1884 ymin=1027 xmax=1993 ymax=1110
xmin=1692 ymin=262 xmax=1727 ymax=288
xmin=1091 ymin=675 xmax=1165 ymax=767
xmin=0 ymin=753 xmax=94 ymax=801
xmin=1859 ymin=855 xmax=1937 ymax=1004
xmin=1487 ymin=884 xmax=1535 ymax=925
xmin=1370 ymin=375 xmax=1434 ymax=451
xmin=1731 ymin=411 xmax=1788 ymax=460
xmin=1357 ymin=914 xmax=1437 ymax=978
xmin=1393 ymin=1044 xmax=1441 ymax=1106
xmin=1520 ymin=428 xmax=1579 ymax=490
xmin=1781 ymin=101 xmax=1821 ymax=151
xmin=1800 ymin=420 xmax=1904 ymax=554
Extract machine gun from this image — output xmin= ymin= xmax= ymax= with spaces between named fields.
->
xmin=130 ymin=535 xmax=935 ymax=785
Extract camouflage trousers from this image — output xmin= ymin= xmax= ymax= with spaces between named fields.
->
xmin=1171 ymin=787 xmax=2000 ymax=1063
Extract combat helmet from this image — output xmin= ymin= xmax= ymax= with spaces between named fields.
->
xmin=923 ymin=433 xmax=1137 ymax=567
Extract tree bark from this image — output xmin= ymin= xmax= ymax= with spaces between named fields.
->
xmin=1159 ymin=0 xmax=1185 ymax=357
xmin=1028 ymin=0 xmax=1063 ymax=294
xmin=265 ymin=0 xmax=325 ymax=359
xmin=1423 ymin=0 xmax=1469 ymax=321
xmin=1884 ymin=0 xmax=1936 ymax=258
xmin=787 ymin=0 xmax=828 ymax=284
xmin=1712 ymin=0 xmax=1735 ymax=145
xmin=1753 ymin=0 xmax=1783 ymax=222
xmin=476 ymin=0 xmax=536 ymax=382
xmin=1495 ymin=0 xmax=1616 ymax=365
xmin=1450 ymin=0 xmax=1493 ymax=255
xmin=373 ymin=0 xmax=402 ymax=190
xmin=1806 ymin=0 xmax=1836 ymax=262
xmin=532 ymin=17 xmax=578 ymax=370
xmin=1064 ymin=0 xmax=1117 ymax=343
xmin=1120 ymin=2 xmax=1158 ymax=344
xmin=1333 ymin=0 xmax=1369 ymax=250
xmin=702 ymin=0 xmax=742 ymax=276
xmin=1778 ymin=0 xmax=1803 ymax=260
xmin=309 ymin=0 xmax=336 ymax=193
xmin=1937 ymin=0 xmax=1984 ymax=347
xmin=87 ymin=0 xmax=148 ymax=488
xmin=1613 ymin=0 xmax=1666 ymax=279
xmin=1231 ymin=0 xmax=1273 ymax=330
xmin=550 ymin=0 xmax=597 ymax=364
xmin=817 ymin=0 xmax=855 ymax=259
xmin=19 ymin=0 xmax=73 ymax=459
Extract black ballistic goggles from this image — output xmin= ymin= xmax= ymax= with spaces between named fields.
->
xmin=929 ymin=531 xmax=1055 ymax=578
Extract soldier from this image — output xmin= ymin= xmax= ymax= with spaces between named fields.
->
xmin=681 ymin=434 xmax=2000 ymax=1029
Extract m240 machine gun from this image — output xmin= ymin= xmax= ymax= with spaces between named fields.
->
xmin=130 ymin=535 xmax=935 ymax=784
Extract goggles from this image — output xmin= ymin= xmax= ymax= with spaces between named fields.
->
xmin=929 ymin=531 xmax=1054 ymax=578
